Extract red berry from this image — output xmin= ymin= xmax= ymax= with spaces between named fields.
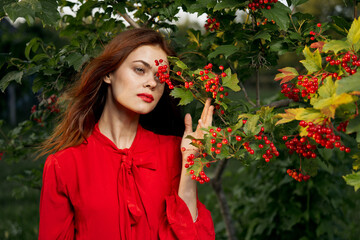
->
xmin=317 ymin=23 xmax=322 ymax=27
xmin=236 ymin=136 xmax=242 ymax=141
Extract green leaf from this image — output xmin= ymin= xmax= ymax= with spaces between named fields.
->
xmin=323 ymin=40 xmax=351 ymax=55
xmin=175 ymin=60 xmax=188 ymax=70
xmin=243 ymin=115 xmax=260 ymax=136
xmin=112 ymin=1 xmax=127 ymax=14
xmin=37 ymin=0 xmax=60 ymax=26
xmin=347 ymin=115 xmax=360 ymax=134
xmin=261 ymin=2 xmax=291 ymax=31
xmin=343 ymin=171 xmax=360 ymax=191
xmin=253 ymin=31 xmax=271 ymax=41
xmin=291 ymin=0 xmax=309 ymax=6
xmin=0 ymin=71 xmax=24 ymax=92
xmin=331 ymin=16 xmax=351 ymax=32
xmin=300 ymin=46 xmax=322 ymax=74
xmin=3 ymin=0 xmax=40 ymax=23
xmin=25 ymin=37 xmax=41 ymax=60
xmin=214 ymin=0 xmax=241 ymax=11
xmin=222 ymin=68 xmax=241 ymax=92
xmin=347 ymin=17 xmax=360 ymax=47
xmin=170 ymin=87 xmax=194 ymax=105
xmin=32 ymin=53 xmax=49 ymax=62
xmin=208 ymin=45 xmax=238 ymax=59
xmin=336 ymin=71 xmax=360 ymax=94
xmin=346 ymin=115 xmax=360 ymax=143
xmin=317 ymin=77 xmax=335 ymax=98
xmin=64 ymin=53 xmax=89 ymax=71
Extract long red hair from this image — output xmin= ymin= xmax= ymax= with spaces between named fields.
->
xmin=39 ymin=28 xmax=176 ymax=157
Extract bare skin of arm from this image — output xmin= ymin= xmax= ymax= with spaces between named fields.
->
xmin=178 ymin=98 xmax=214 ymax=221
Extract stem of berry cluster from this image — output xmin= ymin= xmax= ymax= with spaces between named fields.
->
xmin=256 ymin=69 xmax=261 ymax=107
xmin=227 ymin=61 xmax=256 ymax=107
xmin=210 ymin=158 xmax=238 ymax=240
xmin=354 ymin=0 xmax=358 ymax=19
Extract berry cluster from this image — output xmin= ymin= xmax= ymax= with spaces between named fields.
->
xmin=155 ymin=59 xmax=174 ymax=89
xmin=184 ymin=152 xmax=211 ymax=184
xmin=248 ymin=0 xmax=278 ymax=11
xmin=280 ymin=83 xmax=300 ymax=102
xmin=183 ymin=123 xmax=280 ymax=183
xmin=301 ymin=120 xmax=351 ymax=152
xmin=201 ymin=64 xmax=228 ymax=100
xmin=46 ymin=95 xmax=60 ymax=113
xmin=287 ymin=169 xmax=310 ymax=182
xmin=283 ymin=135 xmax=317 ymax=159
xmin=31 ymin=94 xmax=60 ymax=123
xmin=326 ymin=52 xmax=359 ymax=76
xmin=309 ymin=23 xmax=322 ymax=41
xmin=254 ymin=130 xmax=280 ymax=162
xmin=180 ymin=63 xmax=229 ymax=115
xmin=296 ymin=75 xmax=319 ymax=100
xmin=256 ymin=18 xmax=275 ymax=26
xmin=336 ymin=121 xmax=348 ymax=132
xmin=208 ymin=127 xmax=232 ymax=155
xmin=0 ymin=152 xmax=3 ymax=161
xmin=204 ymin=16 xmax=220 ymax=32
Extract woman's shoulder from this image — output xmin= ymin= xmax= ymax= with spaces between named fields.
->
xmin=45 ymin=141 xmax=88 ymax=167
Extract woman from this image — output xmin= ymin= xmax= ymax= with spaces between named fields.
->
xmin=38 ymin=28 xmax=215 ymax=240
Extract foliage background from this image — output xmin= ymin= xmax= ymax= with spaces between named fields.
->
xmin=0 ymin=0 xmax=360 ymax=239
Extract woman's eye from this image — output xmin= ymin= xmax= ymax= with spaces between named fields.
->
xmin=135 ymin=67 xmax=145 ymax=74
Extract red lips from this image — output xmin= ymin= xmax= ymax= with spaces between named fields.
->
xmin=137 ymin=93 xmax=154 ymax=103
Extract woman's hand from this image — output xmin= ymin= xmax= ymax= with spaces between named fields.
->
xmin=181 ymin=98 xmax=214 ymax=159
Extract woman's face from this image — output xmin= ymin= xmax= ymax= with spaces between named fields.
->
xmin=104 ymin=45 xmax=168 ymax=115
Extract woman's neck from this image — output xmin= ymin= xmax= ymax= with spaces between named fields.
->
xmin=98 ymin=101 xmax=140 ymax=150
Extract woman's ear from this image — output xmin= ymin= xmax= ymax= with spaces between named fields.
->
xmin=103 ymin=73 xmax=111 ymax=84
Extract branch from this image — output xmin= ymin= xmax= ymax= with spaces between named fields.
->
xmin=355 ymin=0 xmax=358 ymax=19
xmin=227 ymin=61 xmax=256 ymax=107
xmin=265 ymin=99 xmax=292 ymax=108
xmin=256 ymin=69 xmax=260 ymax=107
xmin=210 ymin=159 xmax=238 ymax=240
xmin=118 ymin=12 xmax=140 ymax=28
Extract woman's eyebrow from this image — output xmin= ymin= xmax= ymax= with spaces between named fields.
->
xmin=133 ymin=60 xmax=151 ymax=69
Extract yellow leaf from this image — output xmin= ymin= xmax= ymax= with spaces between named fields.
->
xmin=187 ymin=30 xmax=199 ymax=47
xmin=295 ymin=108 xmax=325 ymax=124
xmin=299 ymin=126 xmax=308 ymax=137
xmin=275 ymin=108 xmax=304 ymax=125
xmin=313 ymin=93 xmax=355 ymax=118
xmin=274 ymin=67 xmax=299 ymax=84
xmin=300 ymin=46 xmax=322 ymax=74
xmin=347 ymin=17 xmax=360 ymax=48
xmin=216 ymin=31 xmax=224 ymax=38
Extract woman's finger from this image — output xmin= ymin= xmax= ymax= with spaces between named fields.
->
xmin=184 ymin=113 xmax=193 ymax=135
xmin=200 ymin=98 xmax=211 ymax=123
xmin=204 ymin=105 xmax=214 ymax=127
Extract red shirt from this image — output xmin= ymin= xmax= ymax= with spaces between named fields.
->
xmin=39 ymin=123 xmax=215 ymax=240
